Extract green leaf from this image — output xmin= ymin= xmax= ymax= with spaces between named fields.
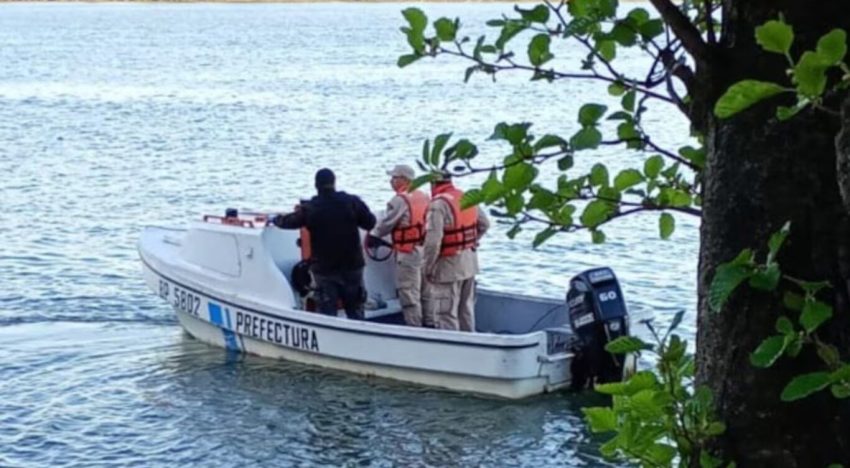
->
xmin=409 ymin=173 xmax=437 ymax=191
xmin=397 ymin=54 xmax=421 ymax=68
xmin=705 ymin=422 xmax=727 ymax=437
xmin=749 ymin=264 xmax=781 ymax=291
xmin=800 ymin=300 xmax=833 ymax=333
xmin=750 ymin=335 xmax=787 ymax=368
xmin=590 ymin=163 xmax=609 ymax=187
xmin=607 ymin=110 xmax=632 ymax=121
xmin=446 ymin=139 xmax=478 ymax=161
xmin=775 ymin=316 xmax=794 ymax=334
xmin=505 ymin=192 xmax=524 ymax=215
xmin=502 ymin=162 xmax=538 ymax=190
xmin=592 ymin=229 xmax=606 ymax=244
xmin=646 ymin=443 xmax=676 ymax=466
xmin=817 ymin=342 xmax=841 ymax=368
xmin=644 ymin=155 xmax=664 ymax=178
xmin=617 ymin=121 xmax=640 ymax=146
xmin=786 ymin=335 xmax=804 ymax=357
xmin=639 ymin=19 xmax=664 ymax=41
xmin=533 ymin=227 xmax=557 ymax=248
xmin=614 ymin=169 xmax=643 ymax=191
xmin=816 ymin=29 xmax=847 ymax=65
xmin=434 ymin=17 xmax=457 ymax=42
xmin=831 ymin=383 xmax=850 ymax=399
xmin=506 ymin=224 xmax=522 ymax=239
xmin=607 ymin=82 xmax=626 ymax=96
xmin=626 ymin=8 xmax=649 ymax=25
xmin=605 ymin=336 xmax=651 ymax=354
xmin=781 ymin=372 xmax=832 ymax=401
xmin=528 ymin=186 xmax=556 ymax=210
xmin=659 ymin=213 xmax=675 ymax=240
xmin=767 ymin=221 xmax=790 ymax=264
xmin=679 ymin=145 xmax=706 ymax=169
xmin=481 ymin=172 xmax=505 ymax=202
xmin=578 ymin=103 xmax=608 ymax=126
xmin=755 ymin=19 xmax=794 ymax=55
xmin=668 ymin=310 xmax=685 ymax=335
xmin=582 ymin=407 xmax=617 ymax=433
xmin=570 ymin=127 xmax=602 ymax=150
xmin=794 ymin=51 xmax=829 ymax=98
xmin=610 ymin=22 xmax=637 ymax=46
xmin=402 ymin=8 xmax=428 ymax=32
xmin=552 ymin=204 xmax=575 ymax=226
xmin=700 ymin=452 xmax=724 ymax=468
xmin=776 ymin=99 xmax=809 ymax=121
xmin=581 ymin=200 xmax=612 ymax=228
xmin=783 ymin=291 xmax=805 ymax=311
xmin=631 ymin=389 xmax=665 ymax=419
xmin=534 ymin=134 xmax=568 ymax=152
xmin=516 ymin=4 xmax=550 ymax=23
xmin=528 ymin=34 xmax=554 ymax=66
xmin=460 ymin=189 xmax=484 ymax=209
xmin=621 ymin=90 xmax=636 ymax=112
xmin=495 ymin=20 xmax=528 ymax=50
xmin=503 ymin=162 xmax=538 ymax=191
xmin=430 ymin=133 xmax=452 ymax=167
xmin=597 ymin=40 xmax=616 ymax=61
xmin=557 ymin=155 xmax=574 ymax=171
xmin=714 ymin=80 xmax=788 ymax=119
xmin=421 ymin=139 xmax=431 ymax=166
xmin=708 ymin=250 xmax=755 ymax=312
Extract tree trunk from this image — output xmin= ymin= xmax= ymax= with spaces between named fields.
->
xmin=697 ymin=1 xmax=850 ymax=465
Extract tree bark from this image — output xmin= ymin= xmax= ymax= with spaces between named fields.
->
xmin=697 ymin=1 xmax=850 ymax=465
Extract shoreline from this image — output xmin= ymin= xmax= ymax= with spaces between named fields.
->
xmin=0 ymin=0 xmax=646 ymax=3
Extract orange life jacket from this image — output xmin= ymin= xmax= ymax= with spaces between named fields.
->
xmin=391 ymin=189 xmax=429 ymax=253
xmin=432 ymin=183 xmax=479 ymax=257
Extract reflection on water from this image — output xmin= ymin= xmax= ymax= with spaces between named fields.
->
xmin=0 ymin=2 xmax=693 ymax=466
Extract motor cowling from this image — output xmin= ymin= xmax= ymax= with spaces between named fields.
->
xmin=567 ymin=267 xmax=630 ymax=389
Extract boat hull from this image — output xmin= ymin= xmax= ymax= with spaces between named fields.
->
xmin=142 ymin=258 xmax=573 ymax=399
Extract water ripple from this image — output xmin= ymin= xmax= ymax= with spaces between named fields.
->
xmin=1 ymin=2 xmax=693 ymax=466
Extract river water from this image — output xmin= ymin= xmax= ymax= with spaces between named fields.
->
xmin=0 ymin=3 xmax=697 ymax=466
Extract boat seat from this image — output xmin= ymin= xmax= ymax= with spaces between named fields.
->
xmin=364 ymin=298 xmax=403 ymax=320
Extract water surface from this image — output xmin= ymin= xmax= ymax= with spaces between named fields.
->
xmin=0 ymin=3 xmax=696 ymax=466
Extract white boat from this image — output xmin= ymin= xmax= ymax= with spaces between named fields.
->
xmin=138 ymin=209 xmax=635 ymax=399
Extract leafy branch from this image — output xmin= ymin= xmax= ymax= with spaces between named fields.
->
xmin=584 ymin=316 xmax=729 ymax=467
xmin=399 ymin=3 xmax=706 ymax=247
xmin=709 ymin=222 xmax=850 ymax=401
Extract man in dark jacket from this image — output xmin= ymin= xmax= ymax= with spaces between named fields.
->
xmin=271 ymin=168 xmax=377 ymax=319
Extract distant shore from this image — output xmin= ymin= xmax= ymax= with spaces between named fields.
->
xmin=1 ymin=0 xmax=647 ymax=3
xmin=2 ymin=0 xmax=542 ymax=3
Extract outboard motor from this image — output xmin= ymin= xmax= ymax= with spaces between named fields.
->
xmin=567 ymin=267 xmax=630 ymax=389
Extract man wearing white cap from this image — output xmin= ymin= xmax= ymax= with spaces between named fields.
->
xmin=369 ymin=164 xmax=432 ymax=327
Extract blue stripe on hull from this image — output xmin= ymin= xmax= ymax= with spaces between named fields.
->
xmin=208 ymin=303 xmax=240 ymax=351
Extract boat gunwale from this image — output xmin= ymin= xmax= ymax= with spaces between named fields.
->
xmin=140 ymin=249 xmax=545 ymax=351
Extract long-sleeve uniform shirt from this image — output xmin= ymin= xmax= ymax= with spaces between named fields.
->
xmin=372 ymin=193 xmax=423 ymax=266
xmin=422 ymin=200 xmax=490 ymax=283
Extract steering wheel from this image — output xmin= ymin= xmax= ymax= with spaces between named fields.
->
xmin=364 ymin=235 xmax=394 ymax=262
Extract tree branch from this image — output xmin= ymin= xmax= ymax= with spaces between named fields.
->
xmin=705 ymin=0 xmax=716 ymax=44
xmin=648 ymin=0 xmax=711 ymax=64
xmin=440 ymin=48 xmax=676 ymax=104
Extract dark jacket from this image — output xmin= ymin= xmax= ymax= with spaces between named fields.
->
xmin=274 ymin=189 xmax=376 ymax=274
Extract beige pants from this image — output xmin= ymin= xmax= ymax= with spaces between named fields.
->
xmin=426 ymin=278 xmax=476 ymax=332
xmin=396 ymin=254 xmax=434 ymax=327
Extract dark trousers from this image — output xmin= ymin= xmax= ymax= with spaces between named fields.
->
xmin=312 ymin=268 xmax=366 ymax=320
